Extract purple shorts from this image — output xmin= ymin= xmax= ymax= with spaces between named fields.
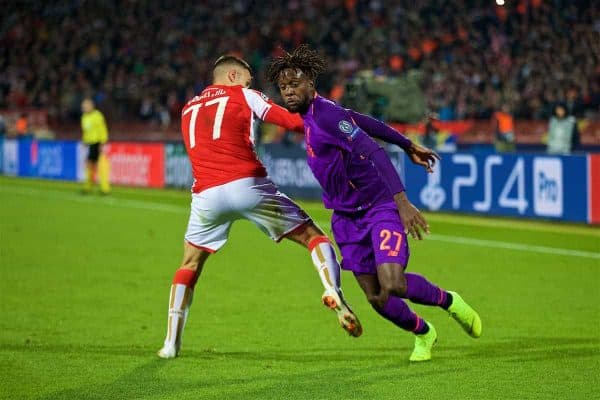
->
xmin=331 ymin=201 xmax=410 ymax=275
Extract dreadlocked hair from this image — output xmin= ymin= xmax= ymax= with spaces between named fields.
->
xmin=266 ymin=44 xmax=327 ymax=83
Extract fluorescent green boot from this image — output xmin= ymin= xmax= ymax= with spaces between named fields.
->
xmin=409 ymin=322 xmax=437 ymax=362
xmin=447 ymin=291 xmax=482 ymax=338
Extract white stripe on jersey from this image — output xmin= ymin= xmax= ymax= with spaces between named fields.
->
xmin=242 ymin=88 xmax=272 ymax=120
xmin=249 ymin=110 xmax=256 ymax=144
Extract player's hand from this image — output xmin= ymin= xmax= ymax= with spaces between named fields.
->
xmin=393 ymin=192 xmax=430 ymax=240
xmin=406 ymin=143 xmax=440 ymax=173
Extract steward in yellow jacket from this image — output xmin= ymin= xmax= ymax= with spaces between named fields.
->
xmin=81 ymin=98 xmax=110 ymax=194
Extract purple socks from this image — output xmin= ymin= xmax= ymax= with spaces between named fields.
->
xmin=405 ymin=273 xmax=449 ymax=307
xmin=374 ymin=273 xmax=453 ymax=334
xmin=376 ymin=296 xmax=429 ymax=334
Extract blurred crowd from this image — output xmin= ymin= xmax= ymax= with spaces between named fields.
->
xmin=1 ymin=0 xmax=598 ymax=124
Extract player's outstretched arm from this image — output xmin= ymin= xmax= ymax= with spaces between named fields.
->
xmin=347 ymin=109 xmax=412 ymax=150
xmin=242 ymin=88 xmax=304 ymax=133
xmin=263 ymin=103 xmax=304 ymax=133
xmin=348 ymin=109 xmax=440 ymax=173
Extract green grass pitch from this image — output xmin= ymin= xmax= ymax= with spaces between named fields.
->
xmin=1 ymin=176 xmax=599 ymax=399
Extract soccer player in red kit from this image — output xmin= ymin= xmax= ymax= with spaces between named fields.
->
xmin=157 ymin=56 xmax=362 ymax=359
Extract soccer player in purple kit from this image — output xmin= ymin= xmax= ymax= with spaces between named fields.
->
xmin=267 ymin=45 xmax=482 ymax=361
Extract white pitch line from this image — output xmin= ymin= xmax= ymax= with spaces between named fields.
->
xmin=420 ymin=213 xmax=598 ymax=236
xmin=2 ymin=184 xmax=598 ymax=260
xmin=427 ymin=234 xmax=600 ymax=260
xmin=0 ymin=185 xmax=188 ymax=214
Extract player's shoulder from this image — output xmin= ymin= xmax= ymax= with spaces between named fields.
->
xmin=312 ymin=96 xmax=350 ymax=121
xmin=241 ymin=88 xmax=270 ymax=103
xmin=182 ymin=94 xmax=202 ymax=112
xmin=312 ymin=96 xmax=356 ymax=134
xmin=312 ymin=95 xmax=343 ymax=113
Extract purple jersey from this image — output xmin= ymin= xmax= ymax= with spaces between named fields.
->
xmin=302 ymin=95 xmax=407 ymax=212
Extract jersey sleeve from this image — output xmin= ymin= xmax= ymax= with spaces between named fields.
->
xmin=346 ymin=109 xmax=412 ymax=150
xmin=242 ymin=88 xmax=304 ymax=132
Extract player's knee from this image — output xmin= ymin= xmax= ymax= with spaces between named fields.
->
xmin=367 ymin=293 xmax=391 ymax=311
xmin=181 ymin=243 xmax=211 ymax=271
xmin=381 ymin=277 xmax=407 ymax=298
xmin=366 ymin=295 xmax=383 ymax=310
xmin=293 ymin=225 xmax=325 ymax=248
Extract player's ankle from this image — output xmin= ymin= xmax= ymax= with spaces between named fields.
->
xmin=413 ymin=319 xmax=430 ymax=335
xmin=441 ymin=292 xmax=453 ymax=310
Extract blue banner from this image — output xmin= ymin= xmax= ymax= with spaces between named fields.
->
xmin=2 ymin=138 xmax=19 ymax=176
xmin=1 ymin=138 xmax=81 ymax=181
xmin=405 ymin=152 xmax=588 ymax=222
xmin=0 ymin=135 xmax=3 ymax=174
xmin=35 ymin=140 xmax=80 ymax=180
xmin=18 ymin=137 xmax=35 ymax=177
xmin=261 ymin=143 xmax=322 ymax=199
xmin=261 ymin=145 xmax=588 ymax=222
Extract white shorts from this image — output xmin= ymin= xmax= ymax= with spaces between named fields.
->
xmin=184 ymin=177 xmax=311 ymax=252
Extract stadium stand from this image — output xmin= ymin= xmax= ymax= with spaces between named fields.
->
xmin=1 ymin=0 xmax=598 ymax=144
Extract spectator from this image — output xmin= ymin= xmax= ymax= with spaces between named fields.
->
xmin=0 ymin=115 xmax=6 ymax=136
xmin=492 ymin=103 xmax=516 ymax=152
xmin=547 ymin=103 xmax=579 ymax=154
xmin=422 ymin=112 xmax=440 ymax=150
xmin=0 ymin=1 xmax=597 ymax=124
xmin=15 ymin=113 xmax=29 ymax=137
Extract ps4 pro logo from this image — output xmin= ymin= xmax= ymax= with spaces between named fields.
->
xmin=536 ymin=172 xmax=559 ymax=202
xmin=413 ymin=154 xmax=567 ymax=219
xmin=533 ymin=158 xmax=563 ymax=217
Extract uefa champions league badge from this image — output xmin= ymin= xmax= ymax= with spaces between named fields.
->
xmin=338 ymin=120 xmax=353 ymax=133
xmin=339 ymin=120 xmax=359 ymax=139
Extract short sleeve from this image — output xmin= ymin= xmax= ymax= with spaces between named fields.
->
xmin=241 ymin=88 xmax=272 ymax=119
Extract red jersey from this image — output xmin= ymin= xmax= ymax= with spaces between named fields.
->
xmin=181 ymin=85 xmax=303 ymax=193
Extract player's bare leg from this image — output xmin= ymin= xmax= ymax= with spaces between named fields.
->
xmin=285 ymin=223 xmax=362 ymax=337
xmin=158 ymin=243 xmax=210 ymax=359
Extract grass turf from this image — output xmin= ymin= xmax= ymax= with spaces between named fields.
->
xmin=1 ymin=176 xmax=599 ymax=400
